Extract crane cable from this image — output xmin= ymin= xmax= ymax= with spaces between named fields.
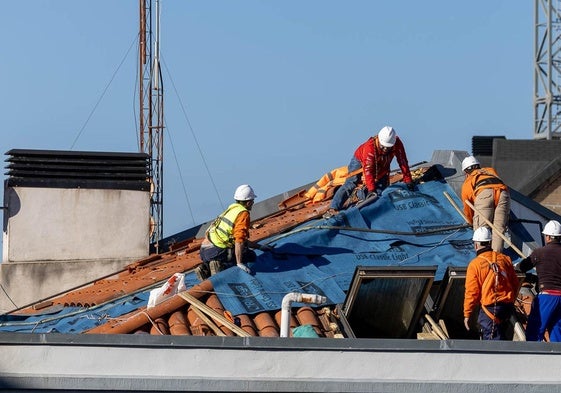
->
xmin=161 ymin=57 xmax=225 ymax=211
xmin=67 ymin=31 xmax=224 ymax=226
xmin=70 ymin=33 xmax=138 ymax=150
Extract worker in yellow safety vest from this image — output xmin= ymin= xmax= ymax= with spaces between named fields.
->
xmin=196 ymin=184 xmax=271 ymax=281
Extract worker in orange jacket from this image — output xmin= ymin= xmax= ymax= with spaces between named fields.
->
xmin=464 ymin=226 xmax=520 ymax=340
xmin=461 ymin=156 xmax=510 ymax=252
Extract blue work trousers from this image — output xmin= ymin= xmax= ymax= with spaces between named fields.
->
xmin=330 ymin=156 xmax=362 ymax=210
xmin=329 ymin=158 xmax=389 ymax=211
xmin=526 ymin=293 xmax=561 ymax=342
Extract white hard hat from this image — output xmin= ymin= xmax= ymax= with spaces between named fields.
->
xmin=378 ymin=126 xmax=397 ymax=147
xmin=234 ymin=184 xmax=257 ymax=201
xmin=472 ymin=226 xmax=492 ymax=242
xmin=542 ymin=220 xmax=561 ymax=236
xmin=461 ymin=156 xmax=480 ymax=172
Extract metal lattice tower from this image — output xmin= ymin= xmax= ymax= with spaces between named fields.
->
xmin=139 ymin=0 xmax=164 ymax=248
xmin=534 ymin=0 xmax=561 ymax=139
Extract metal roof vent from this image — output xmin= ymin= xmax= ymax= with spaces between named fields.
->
xmin=471 ymin=136 xmax=505 ymax=156
xmin=5 ymin=149 xmax=150 ymax=191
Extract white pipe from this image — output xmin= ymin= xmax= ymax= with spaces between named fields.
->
xmin=280 ymin=292 xmax=327 ymax=338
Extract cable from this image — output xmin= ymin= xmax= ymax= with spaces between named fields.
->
xmin=139 ymin=310 xmax=165 ymax=335
xmin=70 ymin=34 xmax=138 ymax=150
xmin=161 ymin=56 xmax=225 ymax=210
xmin=265 ymin=222 xmax=470 ymax=244
xmin=164 ymin=119 xmax=197 ymax=226
xmin=0 ymin=283 xmax=17 ymax=310
xmin=133 ymin=32 xmax=140 ymax=149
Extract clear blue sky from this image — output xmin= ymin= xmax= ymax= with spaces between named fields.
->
xmin=1 ymin=1 xmax=533 ymax=238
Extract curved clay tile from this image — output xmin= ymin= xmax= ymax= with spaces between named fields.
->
xmin=206 ymin=294 xmax=235 ymax=336
xmin=237 ymin=314 xmax=258 ymax=336
xmin=86 ymin=280 xmax=214 ymax=334
xmin=150 ymin=317 xmax=170 ymax=335
xmin=187 ymin=307 xmax=211 ymax=336
xmin=254 ymin=312 xmax=279 ymax=337
xmin=296 ymin=306 xmax=322 ymax=336
xmin=168 ymin=310 xmax=191 ymax=336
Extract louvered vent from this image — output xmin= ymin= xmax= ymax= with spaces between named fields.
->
xmin=5 ymin=149 xmax=150 ymax=191
xmin=471 ymin=136 xmax=505 ymax=156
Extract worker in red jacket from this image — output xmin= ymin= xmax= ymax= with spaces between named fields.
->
xmin=464 ymin=226 xmax=520 ymax=340
xmin=461 ymin=155 xmax=510 ymax=252
xmin=324 ymin=126 xmax=413 ymax=218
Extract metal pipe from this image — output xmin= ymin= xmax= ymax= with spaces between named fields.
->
xmin=280 ymin=292 xmax=326 ymax=338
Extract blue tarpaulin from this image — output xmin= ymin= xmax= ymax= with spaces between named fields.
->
xmin=0 ymin=292 xmax=150 ymax=333
xmin=0 ymin=180 xmax=478 ymax=333
xmin=212 ymin=180 xmax=475 ymax=315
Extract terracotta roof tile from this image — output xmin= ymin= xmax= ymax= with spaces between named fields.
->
xmin=9 ymin=167 xmax=441 ymax=339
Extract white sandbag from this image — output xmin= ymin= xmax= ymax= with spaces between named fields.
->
xmin=147 ymin=273 xmax=186 ymax=309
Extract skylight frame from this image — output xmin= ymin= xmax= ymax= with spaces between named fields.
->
xmin=340 ymin=266 xmax=437 ymax=339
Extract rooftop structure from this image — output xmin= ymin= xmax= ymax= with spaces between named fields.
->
xmin=1 ymin=149 xmax=561 ymax=391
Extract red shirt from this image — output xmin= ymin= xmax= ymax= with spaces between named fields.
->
xmin=354 ymin=136 xmax=412 ymax=192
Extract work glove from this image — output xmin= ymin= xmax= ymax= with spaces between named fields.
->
xmin=405 ymin=181 xmax=416 ymax=191
xmin=464 ymin=317 xmax=470 ymax=331
xmin=237 ymin=263 xmax=252 ymax=274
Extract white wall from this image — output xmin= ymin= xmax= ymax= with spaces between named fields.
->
xmin=3 ymin=187 xmax=149 ymax=262
xmin=0 ymin=186 xmax=150 ymax=312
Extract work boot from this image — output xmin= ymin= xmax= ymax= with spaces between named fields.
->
xmin=209 ymin=260 xmax=223 ymax=276
xmin=195 ymin=263 xmax=210 ymax=281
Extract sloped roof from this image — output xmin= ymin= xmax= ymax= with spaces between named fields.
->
xmin=0 ymin=154 xmax=554 ymax=339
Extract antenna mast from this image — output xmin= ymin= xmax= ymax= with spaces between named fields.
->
xmin=139 ymin=0 xmax=164 ymax=248
xmin=534 ymin=0 xmax=561 ymax=139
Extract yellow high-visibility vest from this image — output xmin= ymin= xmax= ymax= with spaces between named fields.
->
xmin=207 ymin=203 xmax=247 ymax=248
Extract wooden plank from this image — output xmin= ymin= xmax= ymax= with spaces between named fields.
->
xmin=438 ymin=319 xmax=450 ymax=338
xmin=425 ymin=314 xmax=448 ymax=340
xmin=464 ymin=199 xmax=525 ymax=258
xmin=177 ymin=291 xmax=250 ymax=337
xmin=443 ymin=191 xmax=469 ymax=223
xmin=191 ymin=307 xmax=226 ymax=337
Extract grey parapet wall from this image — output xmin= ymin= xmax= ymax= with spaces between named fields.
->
xmin=1 ymin=149 xmax=151 ymax=311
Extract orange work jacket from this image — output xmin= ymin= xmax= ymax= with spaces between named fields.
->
xmin=463 ymin=249 xmax=519 ymax=319
xmin=461 ymin=167 xmax=508 ymax=224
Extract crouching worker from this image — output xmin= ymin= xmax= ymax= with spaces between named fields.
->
xmin=196 ymin=184 xmax=270 ymax=281
xmin=323 ymin=126 xmax=414 ymax=219
xmin=463 ymin=226 xmax=520 ymax=340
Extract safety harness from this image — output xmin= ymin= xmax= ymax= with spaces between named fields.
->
xmin=206 ymin=203 xmax=247 ymax=248
xmin=480 ymin=251 xmax=510 ymax=334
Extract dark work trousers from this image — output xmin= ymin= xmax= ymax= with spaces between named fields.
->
xmin=200 ymin=244 xmax=256 ymax=269
xmin=477 ymin=302 xmax=515 ymax=340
